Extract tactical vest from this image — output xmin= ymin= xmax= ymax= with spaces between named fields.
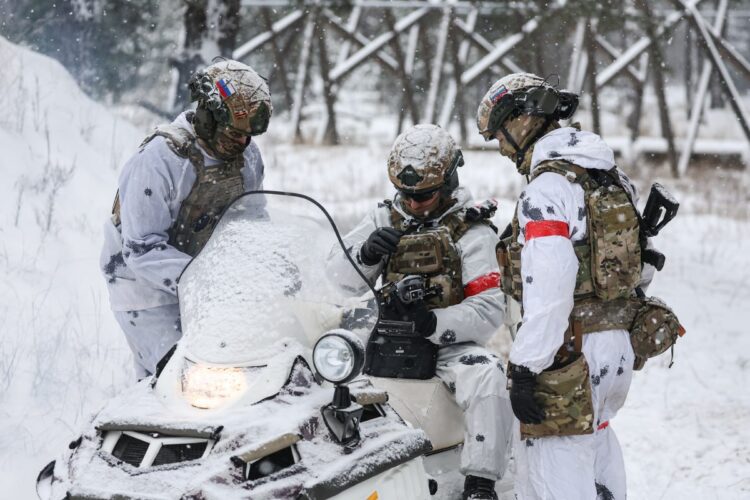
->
xmin=498 ymin=160 xmax=642 ymax=336
xmin=383 ymin=201 xmax=488 ymax=310
xmin=112 ymin=120 xmax=245 ymax=257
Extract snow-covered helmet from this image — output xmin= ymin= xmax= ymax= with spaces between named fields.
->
xmin=477 ymin=73 xmax=578 ymax=173
xmin=387 ymin=124 xmax=464 ymax=197
xmin=188 ymin=60 xmax=272 ymax=158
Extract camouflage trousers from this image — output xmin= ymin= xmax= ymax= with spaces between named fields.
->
xmin=113 ymin=303 xmax=182 ymax=380
xmin=512 ymin=329 xmax=634 ymax=500
xmin=436 ymin=343 xmax=514 ymax=482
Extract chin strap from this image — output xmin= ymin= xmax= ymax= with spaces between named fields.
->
xmin=500 ymin=115 xmax=554 ymax=171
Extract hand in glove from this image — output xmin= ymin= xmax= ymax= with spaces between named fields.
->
xmin=360 ymin=227 xmax=403 ymax=265
xmin=382 ymin=297 xmax=437 ymax=338
xmin=508 ymin=364 xmax=545 ymax=424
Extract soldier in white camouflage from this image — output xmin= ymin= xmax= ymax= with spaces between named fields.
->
xmin=100 ymin=60 xmax=272 ymax=379
xmin=477 ymin=73 xmax=654 ymax=500
xmin=327 ymin=124 xmax=514 ymax=500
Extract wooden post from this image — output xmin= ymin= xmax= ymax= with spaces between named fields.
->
xmin=678 ymin=0 xmax=729 ymax=176
xmin=423 ymin=6 xmax=453 ymax=123
xmin=671 ymin=0 xmax=750 ymax=142
xmin=636 ymin=0 xmax=679 ymax=176
xmin=291 ymin=11 xmax=315 ymax=143
xmin=585 ymin=19 xmax=601 ymax=136
xmin=261 ymin=7 xmax=294 ymax=110
xmin=384 ymin=10 xmax=420 ymax=132
xmin=316 ymin=19 xmax=339 ymax=145
xmin=438 ymin=7 xmax=478 ymax=133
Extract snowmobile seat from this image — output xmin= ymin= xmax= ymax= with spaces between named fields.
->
xmin=368 ymin=376 xmax=464 ymax=452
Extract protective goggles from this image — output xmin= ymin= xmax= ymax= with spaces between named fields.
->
xmin=399 ymin=189 xmax=440 ymax=202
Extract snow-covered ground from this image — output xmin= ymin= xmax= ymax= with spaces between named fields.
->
xmin=2 ymin=36 xmax=749 ymax=498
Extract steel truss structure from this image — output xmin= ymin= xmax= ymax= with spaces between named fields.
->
xmin=234 ymin=0 xmax=750 ymax=175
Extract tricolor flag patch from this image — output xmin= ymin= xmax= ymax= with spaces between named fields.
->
xmin=490 ymin=85 xmax=509 ymax=103
xmin=216 ymin=79 xmax=236 ymax=99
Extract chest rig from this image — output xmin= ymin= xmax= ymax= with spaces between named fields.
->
xmin=112 ymin=120 xmax=245 ymax=257
xmin=498 ymin=160 xmax=642 ymax=337
xmin=383 ymin=201 xmax=485 ymax=310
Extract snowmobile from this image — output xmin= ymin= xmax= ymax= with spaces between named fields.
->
xmin=36 ymin=191 xmax=436 ymax=500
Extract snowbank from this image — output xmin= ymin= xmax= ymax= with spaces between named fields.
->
xmin=0 ymin=36 xmax=143 ymax=495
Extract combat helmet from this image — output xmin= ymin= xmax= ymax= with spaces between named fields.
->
xmin=387 ymin=124 xmax=464 ymax=199
xmin=477 ymin=73 xmax=578 ymax=174
xmin=188 ymin=60 xmax=273 ymax=159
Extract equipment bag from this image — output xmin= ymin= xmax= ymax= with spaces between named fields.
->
xmin=520 ymin=352 xmax=595 ymax=439
xmin=364 ymin=331 xmax=438 ymax=380
xmin=629 ymin=296 xmax=685 ymax=370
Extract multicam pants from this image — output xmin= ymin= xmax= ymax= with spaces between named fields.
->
xmin=512 ymin=329 xmax=635 ymax=500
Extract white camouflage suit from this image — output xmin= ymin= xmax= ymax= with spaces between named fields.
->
xmin=327 ymin=187 xmax=514 ymax=482
xmin=510 ymin=127 xmax=654 ymax=500
xmin=100 ymin=112 xmax=265 ymax=379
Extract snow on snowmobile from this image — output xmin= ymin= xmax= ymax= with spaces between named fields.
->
xmin=36 ymin=191 xmax=435 ymax=500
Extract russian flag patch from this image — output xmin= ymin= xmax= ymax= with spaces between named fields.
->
xmin=216 ymin=79 xmax=236 ymax=99
xmin=490 ymin=85 xmax=509 ymax=103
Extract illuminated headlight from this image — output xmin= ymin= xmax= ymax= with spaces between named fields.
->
xmin=181 ymin=361 xmax=249 ymax=409
xmin=313 ymin=330 xmax=365 ymax=385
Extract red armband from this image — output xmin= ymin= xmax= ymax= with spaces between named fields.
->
xmin=525 ymin=220 xmax=569 ymax=240
xmin=464 ymin=272 xmax=501 ymax=297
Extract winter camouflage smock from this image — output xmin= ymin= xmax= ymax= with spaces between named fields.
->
xmin=100 ymin=112 xmax=265 ymax=312
xmin=327 ymin=187 xmax=506 ymax=347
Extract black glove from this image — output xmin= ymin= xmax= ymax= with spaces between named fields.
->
xmin=508 ymin=364 xmax=545 ymax=424
xmin=381 ymin=297 xmax=437 ymax=338
xmin=360 ymin=227 xmax=403 ymax=266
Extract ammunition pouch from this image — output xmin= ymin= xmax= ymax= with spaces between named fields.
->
xmin=364 ymin=323 xmax=438 ymax=380
xmin=629 ymin=297 xmax=685 ymax=370
xmin=520 ymin=352 xmax=595 ymax=439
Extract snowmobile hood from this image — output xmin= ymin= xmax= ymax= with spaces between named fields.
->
xmin=530 ymin=127 xmax=615 ymax=173
xmin=391 ymin=186 xmax=474 ymax=224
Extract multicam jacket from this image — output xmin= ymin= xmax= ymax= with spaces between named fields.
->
xmin=100 ymin=112 xmax=265 ymax=312
xmin=326 ymin=187 xmax=506 ymax=347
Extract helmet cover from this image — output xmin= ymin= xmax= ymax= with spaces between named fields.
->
xmin=387 ymin=124 xmax=463 ymax=193
xmin=189 ymin=60 xmax=273 ymax=136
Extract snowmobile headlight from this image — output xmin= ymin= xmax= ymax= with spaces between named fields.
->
xmin=313 ymin=330 xmax=364 ymax=385
xmin=181 ymin=361 xmax=249 ymax=409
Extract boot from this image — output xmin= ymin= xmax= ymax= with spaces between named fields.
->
xmin=462 ymin=475 xmax=498 ymax=500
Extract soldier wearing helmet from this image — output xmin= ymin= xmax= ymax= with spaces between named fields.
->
xmin=478 ymin=73 xmax=655 ymax=500
xmin=328 ymin=124 xmax=514 ymax=500
xmin=100 ymin=60 xmax=272 ymax=379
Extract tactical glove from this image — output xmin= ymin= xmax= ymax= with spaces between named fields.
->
xmin=360 ymin=227 xmax=403 ymax=265
xmin=410 ymin=300 xmax=437 ymax=338
xmin=508 ymin=364 xmax=545 ymax=424
xmin=381 ymin=297 xmax=437 ymax=338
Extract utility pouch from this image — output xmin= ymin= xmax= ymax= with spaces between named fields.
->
xmin=587 ymin=186 xmax=641 ymax=300
xmin=520 ymin=353 xmax=595 ymax=439
xmin=629 ymin=297 xmax=685 ymax=370
xmin=390 ymin=232 xmax=445 ymax=275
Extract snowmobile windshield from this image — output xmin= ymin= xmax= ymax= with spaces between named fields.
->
xmin=178 ymin=192 xmax=378 ymax=365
